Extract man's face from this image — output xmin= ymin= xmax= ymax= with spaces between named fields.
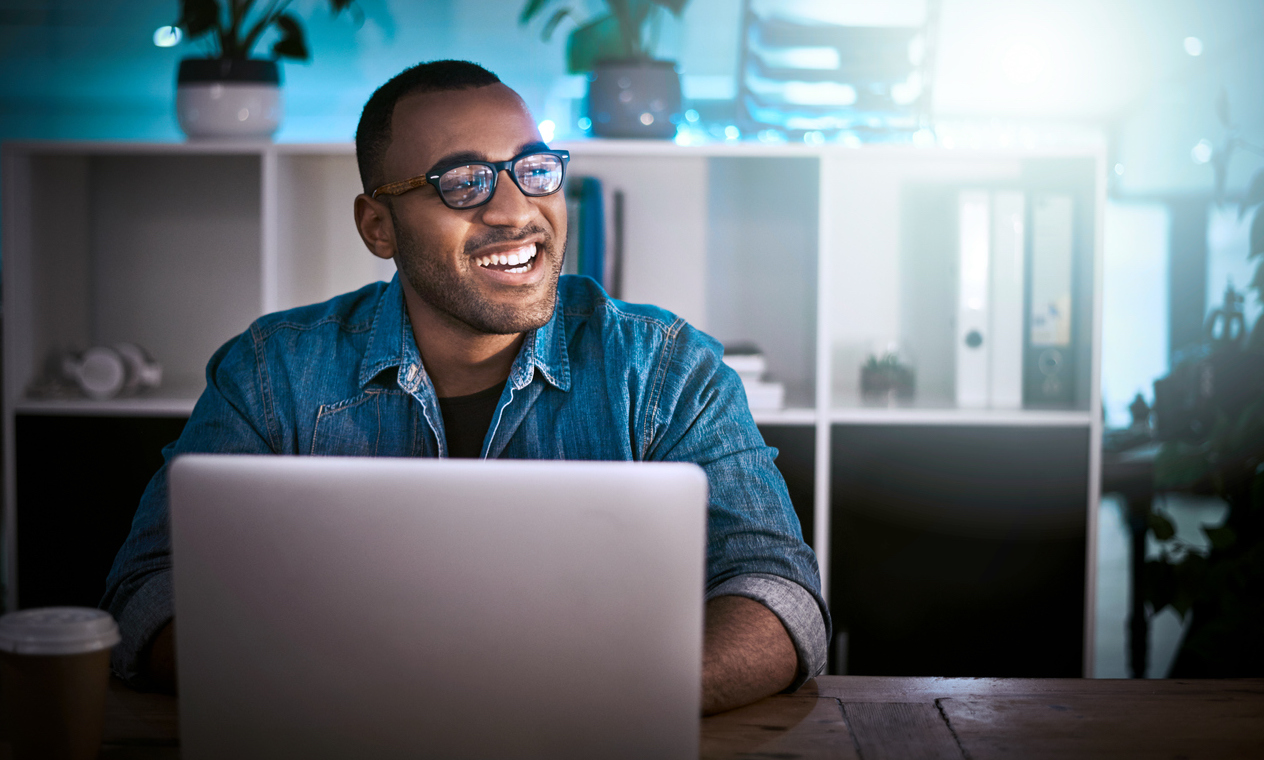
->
xmin=378 ymin=84 xmax=566 ymax=336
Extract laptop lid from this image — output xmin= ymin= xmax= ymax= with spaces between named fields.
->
xmin=169 ymin=455 xmax=707 ymax=760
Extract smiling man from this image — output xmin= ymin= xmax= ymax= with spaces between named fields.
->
xmin=103 ymin=60 xmax=829 ymax=715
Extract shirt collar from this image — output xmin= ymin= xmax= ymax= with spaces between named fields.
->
xmin=358 ymin=273 xmax=572 ymax=392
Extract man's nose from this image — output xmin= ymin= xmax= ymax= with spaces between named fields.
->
xmin=480 ymin=169 xmax=536 ymax=227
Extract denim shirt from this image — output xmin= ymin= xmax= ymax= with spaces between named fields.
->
xmin=103 ymin=274 xmax=830 ymax=688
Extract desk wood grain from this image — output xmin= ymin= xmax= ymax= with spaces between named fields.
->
xmin=88 ymin=676 xmax=1264 ymax=759
xmin=700 ymin=677 xmax=1264 ymax=760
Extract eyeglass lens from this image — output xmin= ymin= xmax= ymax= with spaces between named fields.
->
xmin=437 ymin=153 xmax=565 ymax=208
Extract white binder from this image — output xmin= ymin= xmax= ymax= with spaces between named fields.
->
xmin=956 ymin=191 xmax=991 ymax=408
xmin=1026 ymin=194 xmax=1075 ymax=405
xmin=989 ymin=192 xmax=1026 ymax=409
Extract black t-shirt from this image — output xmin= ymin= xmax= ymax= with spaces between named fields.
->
xmin=436 ymin=380 xmax=507 ymax=458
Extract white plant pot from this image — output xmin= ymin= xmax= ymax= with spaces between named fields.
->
xmin=177 ymin=83 xmax=282 ymax=139
xmin=176 ymin=58 xmax=283 ymax=140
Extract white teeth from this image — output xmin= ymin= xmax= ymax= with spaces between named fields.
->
xmin=476 ymin=245 xmax=537 ymax=270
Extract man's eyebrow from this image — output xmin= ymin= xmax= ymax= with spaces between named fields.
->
xmin=427 ymin=150 xmax=485 ymax=171
xmin=427 ymin=141 xmax=552 ymax=172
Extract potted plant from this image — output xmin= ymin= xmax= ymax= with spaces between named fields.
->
xmin=1145 ymin=93 xmax=1264 ymax=676
xmin=860 ymin=351 xmax=916 ymax=406
xmin=174 ymin=0 xmax=360 ymax=139
xmin=520 ymin=0 xmax=689 ymax=139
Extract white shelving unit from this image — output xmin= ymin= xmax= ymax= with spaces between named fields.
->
xmin=2 ymin=139 xmax=1104 ymax=672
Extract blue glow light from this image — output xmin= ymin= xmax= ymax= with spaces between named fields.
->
xmin=153 ymin=26 xmax=182 ymax=48
xmin=1191 ymin=139 xmax=1213 ymax=164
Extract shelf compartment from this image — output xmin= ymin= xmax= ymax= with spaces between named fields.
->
xmin=708 ymin=156 xmax=818 ymax=410
xmin=4 ymin=149 xmax=264 ymax=407
xmin=824 ymin=152 xmax=1099 ymax=414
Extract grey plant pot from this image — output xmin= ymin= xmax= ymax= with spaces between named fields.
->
xmin=586 ymin=60 xmax=682 ymax=139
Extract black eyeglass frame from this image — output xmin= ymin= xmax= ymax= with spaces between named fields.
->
xmin=371 ymin=149 xmax=571 ymax=209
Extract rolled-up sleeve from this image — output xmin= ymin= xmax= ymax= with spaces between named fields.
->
xmin=646 ymin=321 xmax=832 ymax=690
xmin=108 ymin=567 xmax=174 ymax=685
xmin=707 ymin=573 xmax=829 ymax=688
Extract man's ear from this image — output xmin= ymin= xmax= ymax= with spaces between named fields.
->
xmin=354 ymin=194 xmax=397 ymax=260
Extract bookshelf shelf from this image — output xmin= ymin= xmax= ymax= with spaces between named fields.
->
xmin=750 ymin=408 xmax=817 ymax=426
xmin=827 ymin=406 xmax=1094 ymax=427
xmin=3 ymin=140 xmax=1105 ymax=673
xmin=12 ymin=395 xmax=201 ymax=418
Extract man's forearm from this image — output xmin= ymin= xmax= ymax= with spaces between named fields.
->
xmin=701 ymin=595 xmax=797 ymax=715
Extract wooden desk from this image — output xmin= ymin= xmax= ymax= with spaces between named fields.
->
xmin=94 ymin=676 xmax=1264 ymax=759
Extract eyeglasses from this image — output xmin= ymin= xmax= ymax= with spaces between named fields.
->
xmin=371 ymin=149 xmax=570 ymax=209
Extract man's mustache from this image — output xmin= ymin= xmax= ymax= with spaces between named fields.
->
xmin=463 ymin=224 xmax=551 ymax=256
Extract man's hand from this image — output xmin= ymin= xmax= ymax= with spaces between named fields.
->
xmin=144 ymin=620 xmax=178 ymax=694
xmin=701 ymin=595 xmax=797 ymax=715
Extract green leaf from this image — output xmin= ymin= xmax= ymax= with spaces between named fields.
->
xmin=541 ymin=8 xmax=571 ymax=41
xmin=1241 ymin=169 xmax=1264 ymax=222
xmin=1154 ymin=441 xmax=1213 ymax=490
xmin=1171 ymin=552 xmax=1208 ymax=619
xmin=566 ymin=13 xmax=625 ymax=73
xmin=1143 ymin=558 xmax=1175 ymax=613
xmin=1148 ymin=510 xmax=1177 ymax=542
xmin=1203 ymin=525 xmax=1237 ymax=551
xmin=520 ymin=0 xmax=557 ymax=24
xmin=272 ymin=13 xmax=309 ymax=60
xmin=179 ymin=0 xmax=222 ymax=38
xmin=605 ymin=0 xmax=643 ymax=57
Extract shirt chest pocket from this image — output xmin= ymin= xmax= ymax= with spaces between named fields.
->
xmin=310 ymin=390 xmax=426 ymax=457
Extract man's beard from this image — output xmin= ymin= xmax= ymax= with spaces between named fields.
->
xmin=390 ymin=211 xmax=563 ymax=336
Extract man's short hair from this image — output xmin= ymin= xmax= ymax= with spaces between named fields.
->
xmin=355 ymin=60 xmax=502 ymax=194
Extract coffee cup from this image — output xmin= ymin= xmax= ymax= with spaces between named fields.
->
xmin=0 ymin=607 xmax=121 ymax=760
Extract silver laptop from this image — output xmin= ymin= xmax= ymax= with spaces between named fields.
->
xmin=169 ymin=455 xmax=708 ymax=760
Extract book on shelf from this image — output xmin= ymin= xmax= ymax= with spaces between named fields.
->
xmin=742 ymin=380 xmax=786 ymax=411
xmin=562 ymin=176 xmax=623 ymax=297
xmin=723 ymin=343 xmax=784 ymax=411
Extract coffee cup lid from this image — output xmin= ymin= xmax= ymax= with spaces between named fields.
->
xmin=0 ymin=607 xmax=121 ymax=655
